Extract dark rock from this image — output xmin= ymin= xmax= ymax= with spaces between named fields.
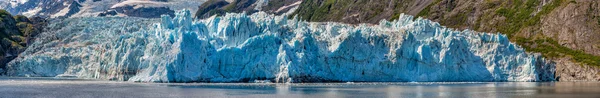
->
xmin=194 ymin=0 xmax=302 ymax=19
xmin=0 ymin=10 xmax=47 ymax=72
xmin=111 ymin=6 xmax=175 ymax=18
xmin=293 ymin=0 xmax=433 ymax=24
xmin=195 ymin=0 xmax=230 ymax=19
xmin=58 ymin=1 xmax=83 ymax=18
xmin=98 ymin=10 xmax=118 ymax=17
xmin=194 ymin=0 xmax=259 ymax=19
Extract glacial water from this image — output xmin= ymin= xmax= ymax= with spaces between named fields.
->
xmin=1 ymin=77 xmax=599 ymax=98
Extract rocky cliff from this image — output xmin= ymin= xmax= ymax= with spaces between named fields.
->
xmin=0 ymin=9 xmax=47 ymax=73
xmin=195 ymin=0 xmax=301 ymax=19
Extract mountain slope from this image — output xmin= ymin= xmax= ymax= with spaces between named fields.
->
xmin=292 ymin=0 xmax=434 ymax=24
xmin=0 ymin=0 xmax=206 ymax=18
xmin=0 ymin=9 xmax=46 ymax=73
xmin=194 ymin=0 xmax=301 ymax=19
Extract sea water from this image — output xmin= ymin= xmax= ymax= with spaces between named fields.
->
xmin=1 ymin=77 xmax=599 ymax=98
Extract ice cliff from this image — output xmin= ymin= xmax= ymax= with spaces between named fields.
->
xmin=5 ymin=10 xmax=555 ymax=82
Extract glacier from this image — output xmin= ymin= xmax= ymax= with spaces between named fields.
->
xmin=4 ymin=10 xmax=555 ymax=83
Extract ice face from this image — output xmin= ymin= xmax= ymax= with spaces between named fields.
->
xmin=5 ymin=10 xmax=555 ymax=82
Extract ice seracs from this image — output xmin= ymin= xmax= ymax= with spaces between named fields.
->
xmin=6 ymin=10 xmax=555 ymax=82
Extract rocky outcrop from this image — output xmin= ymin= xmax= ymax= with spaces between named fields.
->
xmin=194 ymin=0 xmax=301 ymax=19
xmin=194 ymin=0 xmax=235 ymax=19
xmin=0 ymin=10 xmax=47 ymax=72
xmin=61 ymin=1 xmax=82 ymax=18
xmin=540 ymin=0 xmax=600 ymax=81
xmin=0 ymin=10 xmax=23 ymax=70
xmin=106 ymin=6 xmax=175 ymax=18
xmin=555 ymin=58 xmax=600 ymax=81
xmin=540 ymin=0 xmax=600 ymax=57
xmin=293 ymin=0 xmax=434 ymax=24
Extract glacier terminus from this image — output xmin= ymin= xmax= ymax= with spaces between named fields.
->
xmin=4 ymin=10 xmax=555 ymax=83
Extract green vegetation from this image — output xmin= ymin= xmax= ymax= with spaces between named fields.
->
xmin=0 ymin=10 xmax=10 ymax=19
xmin=416 ymin=0 xmax=443 ymax=18
xmin=195 ymin=0 xmax=259 ymax=19
xmin=16 ymin=22 xmax=34 ymax=36
xmin=264 ymin=0 xmax=286 ymax=11
xmin=442 ymin=8 xmax=471 ymax=28
xmin=494 ymin=0 xmax=563 ymax=37
xmin=294 ymin=0 xmax=399 ymax=23
xmin=0 ymin=9 xmax=48 ymax=68
xmin=0 ymin=9 xmax=26 ymax=68
xmin=310 ymin=0 xmax=335 ymax=21
xmin=0 ymin=9 xmax=45 ymax=53
xmin=0 ymin=9 xmax=16 ymax=39
xmin=221 ymin=1 xmax=238 ymax=11
xmin=516 ymin=37 xmax=600 ymax=66
xmin=492 ymin=0 xmax=600 ymax=66
xmin=13 ymin=15 xmax=29 ymax=23
xmin=414 ymin=0 xmax=563 ymax=35
xmin=293 ymin=0 xmax=354 ymax=22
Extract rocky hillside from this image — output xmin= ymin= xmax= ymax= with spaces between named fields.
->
xmin=292 ymin=0 xmax=600 ymax=81
xmin=292 ymin=0 xmax=433 ymax=23
xmin=0 ymin=9 xmax=46 ymax=73
xmin=195 ymin=0 xmax=301 ymax=19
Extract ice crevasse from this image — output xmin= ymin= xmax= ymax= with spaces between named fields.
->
xmin=5 ymin=10 xmax=555 ymax=82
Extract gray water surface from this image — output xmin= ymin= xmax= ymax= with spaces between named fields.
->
xmin=1 ymin=77 xmax=600 ymax=98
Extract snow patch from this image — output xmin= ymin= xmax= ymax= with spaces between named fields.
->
xmin=51 ymin=7 xmax=71 ymax=18
xmin=276 ymin=1 xmax=301 ymax=13
xmin=21 ymin=7 xmax=41 ymax=17
xmin=111 ymin=1 xmax=169 ymax=9
xmin=2 ymin=0 xmax=205 ymax=18
xmin=254 ymin=0 xmax=269 ymax=10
